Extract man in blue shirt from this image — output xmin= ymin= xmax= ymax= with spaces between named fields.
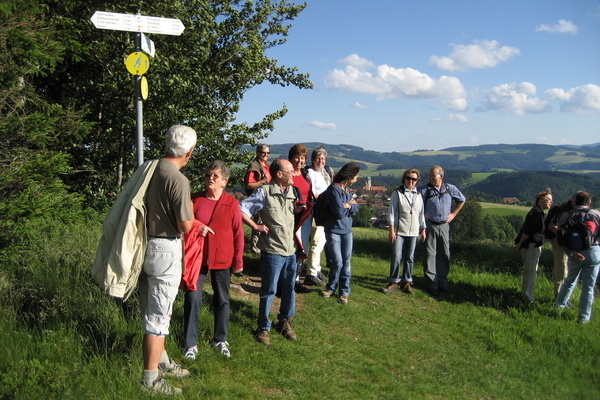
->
xmin=418 ymin=166 xmax=466 ymax=296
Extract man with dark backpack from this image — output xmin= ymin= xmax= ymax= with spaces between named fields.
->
xmin=545 ymin=199 xmax=573 ymax=298
xmin=554 ymin=191 xmax=600 ymax=324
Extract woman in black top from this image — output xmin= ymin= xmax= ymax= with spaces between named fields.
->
xmin=514 ymin=190 xmax=553 ymax=303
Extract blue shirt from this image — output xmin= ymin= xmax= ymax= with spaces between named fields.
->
xmin=323 ymin=183 xmax=358 ymax=235
xmin=418 ymin=182 xmax=466 ymax=223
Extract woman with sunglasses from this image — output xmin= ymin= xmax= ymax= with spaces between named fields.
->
xmin=381 ymin=168 xmax=427 ymax=295
xmin=182 ymin=160 xmax=244 ymax=359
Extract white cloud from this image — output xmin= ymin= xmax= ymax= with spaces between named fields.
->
xmin=325 ymin=54 xmax=467 ymax=111
xmin=338 ymin=54 xmax=375 ymax=70
xmin=309 ymin=120 xmax=337 ymax=130
xmin=535 ymin=19 xmax=579 ymax=35
xmin=481 ymin=82 xmax=550 ymax=115
xmin=429 ymin=40 xmax=520 ymax=72
xmin=352 ymin=102 xmax=368 ymax=109
xmin=431 ymin=113 xmax=468 ymax=123
xmin=545 ymin=84 xmax=600 ymax=114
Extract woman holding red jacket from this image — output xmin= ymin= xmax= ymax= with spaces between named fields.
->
xmin=182 ymin=160 xmax=244 ymax=359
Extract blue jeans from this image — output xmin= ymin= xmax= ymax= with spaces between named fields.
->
xmin=389 ymin=235 xmax=417 ymax=283
xmin=555 ymin=245 xmax=600 ymax=323
xmin=258 ymin=252 xmax=297 ymax=331
xmin=325 ymin=232 xmax=353 ymax=297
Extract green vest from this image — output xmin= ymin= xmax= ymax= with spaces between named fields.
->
xmin=258 ymin=183 xmax=297 ymax=256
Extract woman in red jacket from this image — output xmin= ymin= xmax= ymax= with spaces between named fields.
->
xmin=182 ymin=160 xmax=244 ymax=359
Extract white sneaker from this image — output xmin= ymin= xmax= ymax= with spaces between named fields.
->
xmin=158 ymin=359 xmax=190 ymax=378
xmin=141 ymin=376 xmax=182 ymax=395
xmin=184 ymin=346 xmax=198 ymax=360
xmin=214 ymin=341 xmax=231 ymax=358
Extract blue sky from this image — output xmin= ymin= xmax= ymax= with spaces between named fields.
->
xmin=236 ymin=0 xmax=600 ymax=153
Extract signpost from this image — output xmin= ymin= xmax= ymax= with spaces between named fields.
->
xmin=90 ymin=11 xmax=185 ymax=36
xmin=91 ymin=11 xmax=185 ymax=166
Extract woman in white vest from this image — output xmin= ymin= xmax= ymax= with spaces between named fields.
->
xmin=382 ymin=168 xmax=427 ymax=295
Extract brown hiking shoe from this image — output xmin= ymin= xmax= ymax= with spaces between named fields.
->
xmin=402 ymin=282 xmax=414 ymax=294
xmin=321 ymin=290 xmax=333 ymax=298
xmin=276 ymin=318 xmax=297 ymax=341
xmin=381 ymin=283 xmax=398 ymax=294
xmin=255 ymin=329 xmax=271 ymax=345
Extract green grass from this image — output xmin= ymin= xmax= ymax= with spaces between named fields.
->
xmin=479 ymin=201 xmax=530 ymax=217
xmin=1 ymin=222 xmax=599 ymax=399
xmin=467 ymin=172 xmax=494 ymax=185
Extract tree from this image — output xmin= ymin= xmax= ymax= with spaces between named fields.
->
xmin=39 ymin=0 xmax=313 ymax=208
xmin=450 ymin=200 xmax=484 ymax=242
xmin=353 ymin=205 xmax=374 ymax=228
xmin=0 ymin=0 xmax=89 ymax=246
xmin=483 ymin=215 xmax=517 ymax=243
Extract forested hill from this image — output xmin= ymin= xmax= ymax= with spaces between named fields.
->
xmin=262 ymin=142 xmax=600 ymax=173
xmin=469 ymin=171 xmax=600 ymax=204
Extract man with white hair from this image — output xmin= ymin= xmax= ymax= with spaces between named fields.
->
xmin=139 ymin=125 xmax=196 ymax=395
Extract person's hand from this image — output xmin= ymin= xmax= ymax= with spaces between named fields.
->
xmin=388 ymin=231 xmax=396 ymax=243
xmin=419 ymin=230 xmax=427 ymax=243
xmin=570 ymin=252 xmax=585 ymax=262
xmin=233 ymin=267 xmax=243 ymax=275
xmin=446 ymin=212 xmax=457 ymax=223
xmin=200 ymin=225 xmax=215 ymax=237
xmin=254 ymin=224 xmax=269 ymax=234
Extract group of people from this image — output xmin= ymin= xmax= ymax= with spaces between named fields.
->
xmin=239 ymin=144 xmax=360 ymax=345
xmin=97 ymin=128 xmax=362 ymax=395
xmin=514 ymin=189 xmax=600 ymax=324
xmin=96 ymin=125 xmax=598 ymax=396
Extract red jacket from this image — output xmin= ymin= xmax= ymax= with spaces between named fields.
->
xmin=181 ymin=191 xmax=244 ymax=291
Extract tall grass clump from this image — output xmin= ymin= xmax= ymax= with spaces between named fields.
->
xmin=0 ymin=216 xmax=145 ymax=398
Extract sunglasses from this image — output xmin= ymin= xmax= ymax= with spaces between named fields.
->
xmin=405 ymin=177 xmax=418 ymax=182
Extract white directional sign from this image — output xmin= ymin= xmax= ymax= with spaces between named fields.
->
xmin=141 ymin=33 xmax=155 ymax=57
xmin=90 ymin=11 xmax=185 ymax=36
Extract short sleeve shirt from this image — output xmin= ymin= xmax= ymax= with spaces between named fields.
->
xmin=146 ymin=159 xmax=192 ymax=237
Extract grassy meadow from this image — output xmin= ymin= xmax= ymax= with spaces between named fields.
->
xmin=479 ymin=202 xmax=530 ymax=217
xmin=1 ymin=221 xmax=599 ymax=399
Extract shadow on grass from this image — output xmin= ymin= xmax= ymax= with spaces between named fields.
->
xmin=353 ymin=234 xmax=555 ymax=278
xmin=352 ymin=271 xmax=533 ymax=312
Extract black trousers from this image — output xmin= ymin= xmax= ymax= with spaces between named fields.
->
xmin=183 ymin=266 xmax=231 ymax=348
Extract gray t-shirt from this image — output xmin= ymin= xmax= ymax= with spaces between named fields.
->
xmin=146 ymin=159 xmax=192 ymax=237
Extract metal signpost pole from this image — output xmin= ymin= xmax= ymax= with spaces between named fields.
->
xmin=134 ymin=12 xmax=144 ymax=166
